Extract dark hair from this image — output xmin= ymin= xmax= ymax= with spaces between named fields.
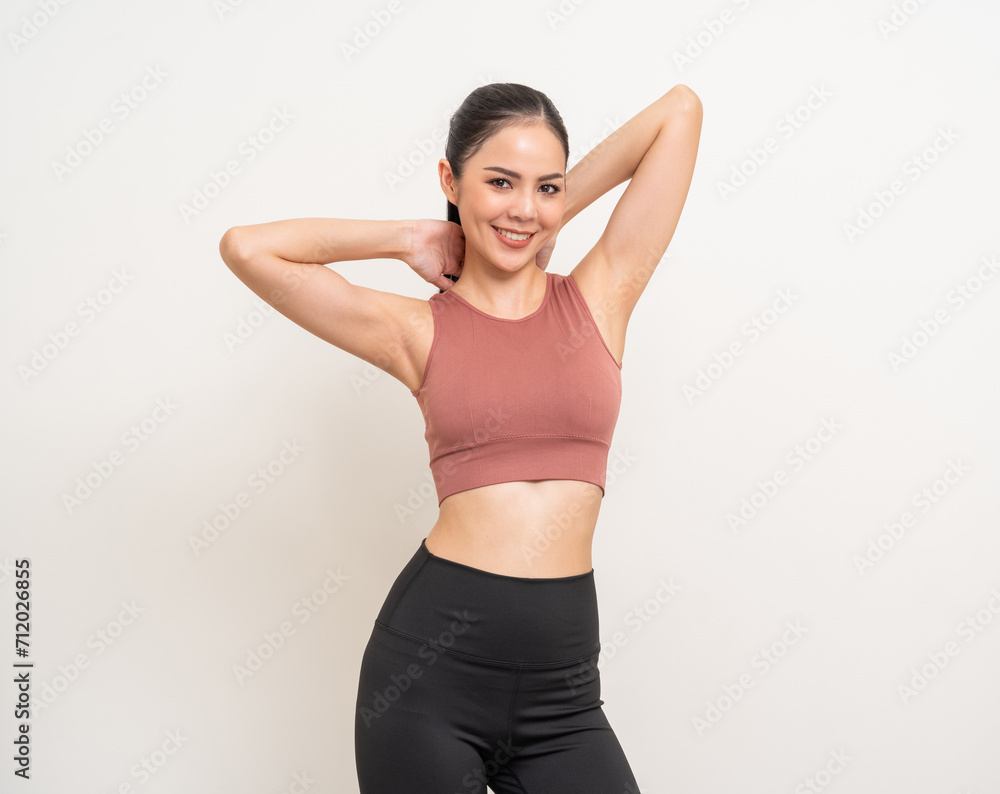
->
xmin=444 ymin=82 xmax=569 ymax=227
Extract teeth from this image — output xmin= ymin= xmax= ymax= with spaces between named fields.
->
xmin=495 ymin=226 xmax=532 ymax=241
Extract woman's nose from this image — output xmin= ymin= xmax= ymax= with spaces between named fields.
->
xmin=511 ymin=190 xmax=536 ymax=221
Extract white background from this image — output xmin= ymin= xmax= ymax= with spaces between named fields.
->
xmin=3 ymin=0 xmax=999 ymax=792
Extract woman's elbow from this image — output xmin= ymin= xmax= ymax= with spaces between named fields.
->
xmin=219 ymin=226 xmax=249 ymax=270
xmin=663 ymin=84 xmax=702 ymax=116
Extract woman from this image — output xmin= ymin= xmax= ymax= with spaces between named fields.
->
xmin=220 ymin=81 xmax=701 ymax=793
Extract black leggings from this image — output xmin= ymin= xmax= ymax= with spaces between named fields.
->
xmin=354 ymin=537 xmax=640 ymax=793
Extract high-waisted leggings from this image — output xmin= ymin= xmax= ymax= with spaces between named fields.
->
xmin=354 ymin=537 xmax=640 ymax=793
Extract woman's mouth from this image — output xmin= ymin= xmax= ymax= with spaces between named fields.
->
xmin=492 ymin=225 xmax=535 ymax=248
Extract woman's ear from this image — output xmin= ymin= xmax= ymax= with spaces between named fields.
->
xmin=438 ymin=159 xmax=458 ymax=204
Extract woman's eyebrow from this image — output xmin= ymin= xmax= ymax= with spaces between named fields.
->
xmin=484 ymin=166 xmax=564 ymax=181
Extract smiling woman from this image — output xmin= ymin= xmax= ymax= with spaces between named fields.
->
xmin=218 ymin=80 xmax=701 ymax=793
xmin=435 ymin=118 xmax=567 ymax=312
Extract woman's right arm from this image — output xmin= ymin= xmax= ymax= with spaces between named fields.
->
xmin=219 ymin=218 xmax=451 ymax=388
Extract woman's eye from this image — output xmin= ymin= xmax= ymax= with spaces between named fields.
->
xmin=489 ymin=178 xmax=561 ymax=194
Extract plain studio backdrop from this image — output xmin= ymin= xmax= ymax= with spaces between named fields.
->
xmin=2 ymin=0 xmax=998 ymax=791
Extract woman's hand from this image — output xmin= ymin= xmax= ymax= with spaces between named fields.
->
xmin=403 ymin=220 xmax=465 ymax=291
xmin=534 ymin=232 xmax=558 ymax=272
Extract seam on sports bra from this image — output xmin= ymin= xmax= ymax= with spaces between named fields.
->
xmin=434 ymin=432 xmax=610 ymax=457
xmin=565 ymin=273 xmax=623 ymax=371
xmin=444 ymin=269 xmax=554 ymax=322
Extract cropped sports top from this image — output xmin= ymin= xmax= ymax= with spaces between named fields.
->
xmin=411 ymin=270 xmax=623 ymax=506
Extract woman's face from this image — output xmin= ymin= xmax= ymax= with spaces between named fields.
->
xmin=442 ymin=122 xmax=566 ymax=272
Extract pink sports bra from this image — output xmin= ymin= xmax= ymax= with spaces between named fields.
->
xmin=411 ymin=270 xmax=623 ymax=506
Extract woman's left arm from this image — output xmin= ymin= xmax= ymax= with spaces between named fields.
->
xmin=560 ymin=85 xmax=702 ymax=317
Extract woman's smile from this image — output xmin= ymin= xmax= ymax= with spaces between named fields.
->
xmin=491 ymin=224 xmax=536 ymax=247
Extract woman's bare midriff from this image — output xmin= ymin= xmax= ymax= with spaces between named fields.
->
xmin=424 ymin=479 xmax=604 ymax=578
xmin=401 ymin=290 xmax=614 ymax=579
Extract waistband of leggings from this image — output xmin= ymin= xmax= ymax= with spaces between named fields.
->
xmin=420 ymin=537 xmax=595 ymax=582
xmin=374 ymin=537 xmax=601 ymax=667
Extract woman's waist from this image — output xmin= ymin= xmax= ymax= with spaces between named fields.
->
xmin=375 ymin=536 xmax=601 ymax=666
xmin=430 ymin=479 xmax=602 ymax=578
